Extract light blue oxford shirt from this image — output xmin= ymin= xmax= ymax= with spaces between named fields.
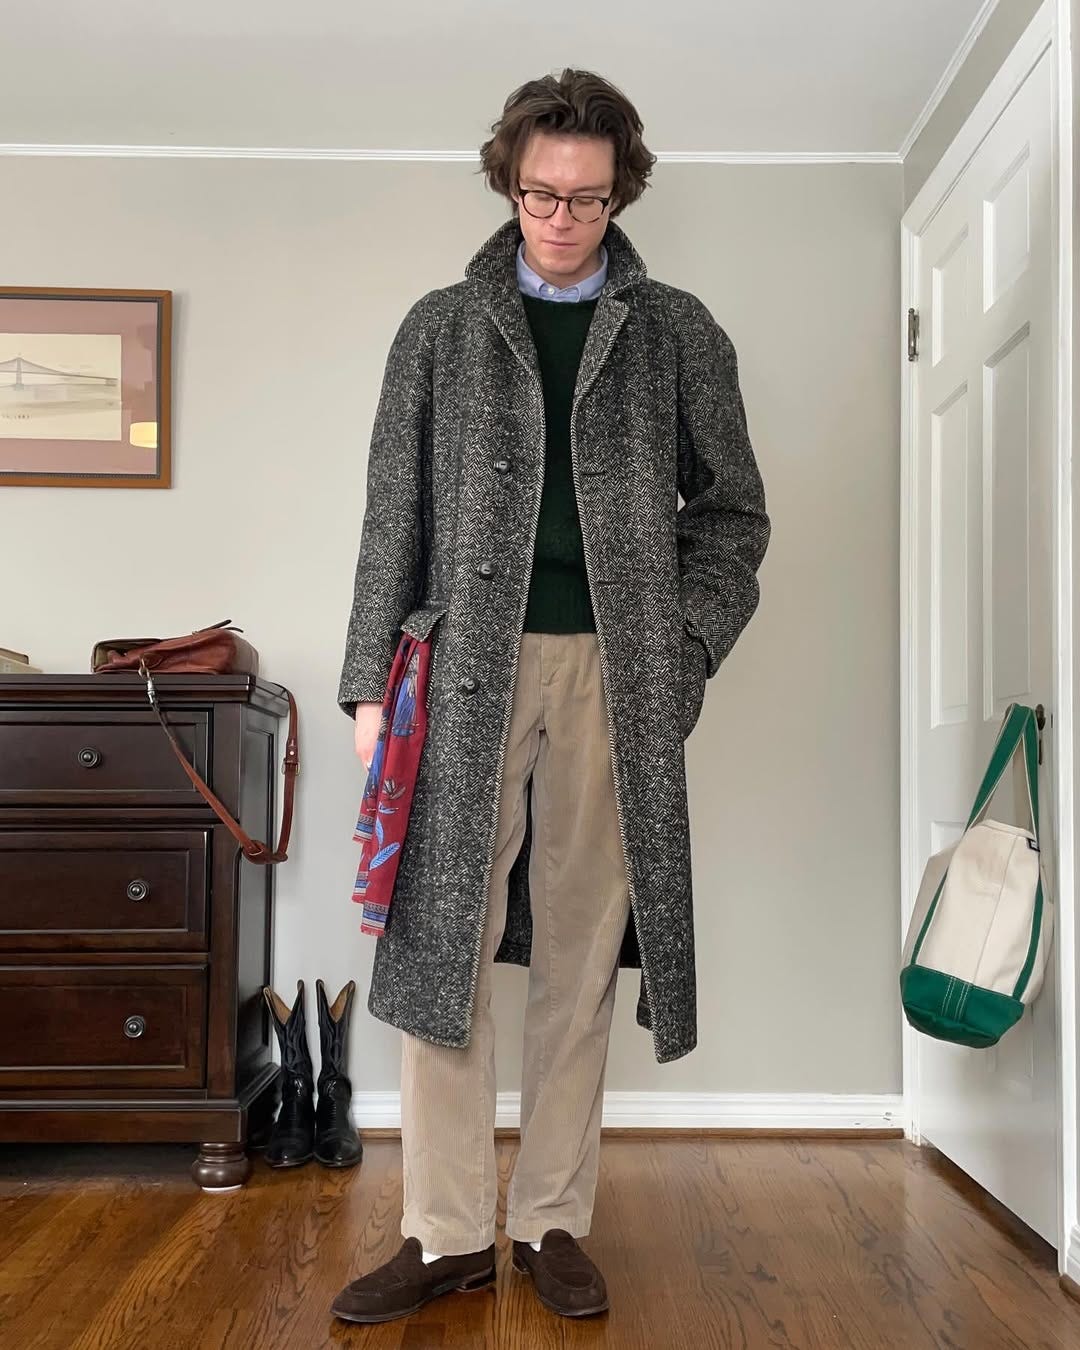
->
xmin=516 ymin=239 xmax=608 ymax=302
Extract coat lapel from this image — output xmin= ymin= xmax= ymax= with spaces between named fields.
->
xmin=463 ymin=216 xmax=648 ymax=403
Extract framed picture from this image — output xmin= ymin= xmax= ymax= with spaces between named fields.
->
xmin=0 ymin=287 xmax=172 ymax=488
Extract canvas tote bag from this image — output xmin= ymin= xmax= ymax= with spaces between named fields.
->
xmin=899 ymin=702 xmax=1053 ymax=1048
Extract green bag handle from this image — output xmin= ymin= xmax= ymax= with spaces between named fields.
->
xmin=909 ymin=702 xmax=1044 ymax=996
xmin=966 ymin=702 xmax=1040 ymax=847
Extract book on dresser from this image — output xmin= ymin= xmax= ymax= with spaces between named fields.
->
xmin=0 ymin=646 xmax=43 ymax=675
xmin=0 ymin=670 xmax=291 ymax=1190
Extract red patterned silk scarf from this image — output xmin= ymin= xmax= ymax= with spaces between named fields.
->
xmin=351 ymin=631 xmax=431 ymax=936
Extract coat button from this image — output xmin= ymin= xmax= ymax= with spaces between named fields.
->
xmin=476 ymin=560 xmax=495 ymax=578
xmin=492 ymin=458 xmax=511 ymax=474
xmin=459 ymin=675 xmax=478 ymax=695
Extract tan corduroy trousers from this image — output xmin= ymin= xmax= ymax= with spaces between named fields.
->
xmin=398 ymin=631 xmax=633 ymax=1254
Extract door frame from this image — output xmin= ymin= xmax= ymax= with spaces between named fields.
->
xmin=898 ymin=0 xmax=1077 ymax=1273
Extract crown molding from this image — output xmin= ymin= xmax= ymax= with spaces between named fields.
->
xmin=897 ymin=0 xmax=1006 ymax=160
xmin=0 ymin=143 xmax=903 ymax=164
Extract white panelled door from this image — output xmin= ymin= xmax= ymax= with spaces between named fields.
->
xmin=912 ymin=46 xmax=1058 ymax=1243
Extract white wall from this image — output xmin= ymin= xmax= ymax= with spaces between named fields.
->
xmin=903 ymin=0 xmax=1044 ymax=207
xmin=0 ymin=154 xmax=903 ymax=1097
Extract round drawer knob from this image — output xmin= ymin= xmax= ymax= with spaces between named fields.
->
xmin=126 ymin=879 xmax=151 ymax=902
xmin=77 ymin=747 xmax=102 ymax=768
xmin=123 ymin=1015 xmax=146 ymax=1039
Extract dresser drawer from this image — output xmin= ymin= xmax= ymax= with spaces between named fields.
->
xmin=0 ymin=830 xmax=210 ymax=951
xmin=0 ymin=710 xmax=211 ymax=804
xmin=0 ymin=965 xmax=207 ymax=1088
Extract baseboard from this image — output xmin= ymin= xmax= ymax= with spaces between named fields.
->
xmin=1065 ymin=1224 xmax=1080 ymax=1285
xmin=349 ymin=1090 xmax=904 ymax=1132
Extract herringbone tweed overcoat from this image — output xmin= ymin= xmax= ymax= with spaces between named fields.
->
xmin=337 ymin=214 xmax=770 ymax=1063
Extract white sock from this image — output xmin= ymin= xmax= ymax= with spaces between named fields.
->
xmin=421 ymin=1240 xmax=524 ymax=1261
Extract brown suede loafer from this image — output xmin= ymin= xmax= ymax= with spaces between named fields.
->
xmin=331 ymin=1236 xmax=496 ymax=1323
xmin=511 ymin=1229 xmax=609 ymax=1316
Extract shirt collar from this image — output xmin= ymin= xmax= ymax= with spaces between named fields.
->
xmin=516 ymin=239 xmax=608 ymax=302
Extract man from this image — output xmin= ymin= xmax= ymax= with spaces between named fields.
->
xmin=332 ymin=68 xmax=770 ymax=1324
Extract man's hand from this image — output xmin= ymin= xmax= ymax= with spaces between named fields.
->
xmin=354 ymin=702 xmax=383 ymax=771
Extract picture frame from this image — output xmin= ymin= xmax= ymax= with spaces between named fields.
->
xmin=0 ymin=287 xmax=172 ymax=488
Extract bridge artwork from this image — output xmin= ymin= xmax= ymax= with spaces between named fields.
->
xmin=0 ymin=346 xmax=122 ymax=437
xmin=0 ymin=286 xmax=170 ymax=487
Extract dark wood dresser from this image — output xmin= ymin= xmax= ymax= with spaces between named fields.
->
xmin=0 ymin=673 xmax=288 ymax=1190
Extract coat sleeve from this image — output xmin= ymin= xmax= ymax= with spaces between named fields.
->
xmin=337 ymin=292 xmax=438 ymax=718
xmin=673 ymin=294 xmax=771 ymax=679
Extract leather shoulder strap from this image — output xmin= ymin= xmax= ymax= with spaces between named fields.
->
xmin=138 ymin=661 xmax=298 ymax=863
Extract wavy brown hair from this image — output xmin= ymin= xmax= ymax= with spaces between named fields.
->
xmin=477 ymin=69 xmax=656 ymax=220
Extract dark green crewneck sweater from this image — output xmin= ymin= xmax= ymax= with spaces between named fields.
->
xmin=520 ymin=293 xmax=599 ymax=633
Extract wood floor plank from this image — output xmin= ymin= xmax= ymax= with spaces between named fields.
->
xmin=1 ymin=1136 xmax=1077 ymax=1349
xmin=0 ymin=1190 xmax=82 ymax=1273
xmin=9 ymin=1189 xmax=196 ymax=1350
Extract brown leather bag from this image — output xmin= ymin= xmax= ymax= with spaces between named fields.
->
xmin=91 ymin=619 xmax=298 ymax=864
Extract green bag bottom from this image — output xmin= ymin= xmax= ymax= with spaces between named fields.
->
xmin=899 ymin=963 xmax=1025 ymax=1048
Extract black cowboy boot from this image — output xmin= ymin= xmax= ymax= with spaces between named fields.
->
xmin=313 ymin=978 xmax=363 ymax=1168
xmin=262 ymin=980 xmax=316 ymax=1168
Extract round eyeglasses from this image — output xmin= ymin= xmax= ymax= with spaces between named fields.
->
xmin=516 ymin=185 xmax=612 ymax=225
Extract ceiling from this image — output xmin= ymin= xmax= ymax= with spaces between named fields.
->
xmin=2 ymin=0 xmax=990 ymax=157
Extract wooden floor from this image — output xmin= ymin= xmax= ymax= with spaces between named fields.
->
xmin=1 ymin=1133 xmax=1078 ymax=1349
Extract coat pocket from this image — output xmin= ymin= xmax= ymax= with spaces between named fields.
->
xmin=400 ymin=599 xmax=449 ymax=641
xmin=680 ymin=630 xmax=708 ymax=738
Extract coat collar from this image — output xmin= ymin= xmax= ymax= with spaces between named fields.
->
xmin=465 ymin=214 xmax=647 ymax=296
xmin=464 ymin=215 xmax=648 ymax=401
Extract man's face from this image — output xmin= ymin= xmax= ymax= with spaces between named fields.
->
xmin=509 ymin=131 xmax=616 ymax=289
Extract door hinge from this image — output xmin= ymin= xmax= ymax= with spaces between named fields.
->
xmin=907 ymin=308 xmax=919 ymax=362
